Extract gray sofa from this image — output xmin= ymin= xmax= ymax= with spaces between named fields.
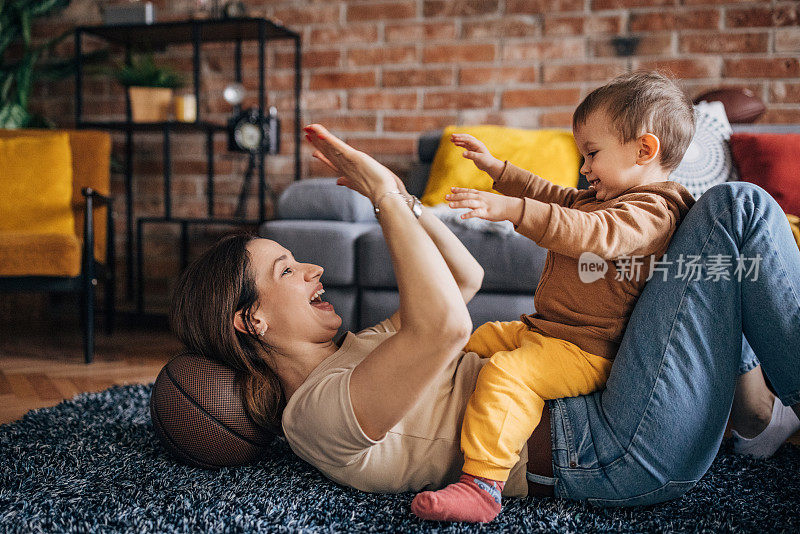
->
xmin=259 ymin=124 xmax=798 ymax=334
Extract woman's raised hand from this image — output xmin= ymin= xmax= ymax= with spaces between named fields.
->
xmin=303 ymin=124 xmax=400 ymax=203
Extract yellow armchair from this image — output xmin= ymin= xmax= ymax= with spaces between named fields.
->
xmin=0 ymin=129 xmax=114 ymax=363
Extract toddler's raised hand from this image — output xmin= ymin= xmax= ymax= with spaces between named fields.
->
xmin=450 ymin=134 xmax=505 ymax=181
xmin=446 ymin=187 xmax=523 ymax=225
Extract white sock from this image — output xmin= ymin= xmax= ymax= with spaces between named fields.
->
xmin=732 ymin=397 xmax=800 ymax=458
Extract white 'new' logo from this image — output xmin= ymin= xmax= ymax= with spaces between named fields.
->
xmin=578 ymin=252 xmax=607 ymax=283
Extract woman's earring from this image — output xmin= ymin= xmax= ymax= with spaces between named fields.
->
xmin=258 ymin=325 xmax=267 ymax=337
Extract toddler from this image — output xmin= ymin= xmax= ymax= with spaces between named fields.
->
xmin=411 ymin=71 xmax=697 ymax=522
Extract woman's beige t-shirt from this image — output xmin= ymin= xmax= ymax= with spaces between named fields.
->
xmin=281 ymin=319 xmax=529 ymax=497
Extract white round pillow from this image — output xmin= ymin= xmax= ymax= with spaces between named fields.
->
xmin=670 ymin=101 xmax=738 ymax=199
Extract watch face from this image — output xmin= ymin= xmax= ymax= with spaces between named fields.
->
xmin=235 ymin=122 xmax=262 ymax=150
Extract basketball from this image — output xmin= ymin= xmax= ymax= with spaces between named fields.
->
xmin=150 ymin=353 xmax=274 ymax=469
xmin=694 ymin=88 xmax=766 ymax=124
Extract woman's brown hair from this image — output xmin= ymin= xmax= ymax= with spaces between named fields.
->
xmin=170 ymin=233 xmax=285 ymax=435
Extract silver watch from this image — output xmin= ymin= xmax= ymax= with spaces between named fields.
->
xmin=374 ymin=192 xmax=422 ymax=219
xmin=408 ymin=194 xmax=422 ymax=218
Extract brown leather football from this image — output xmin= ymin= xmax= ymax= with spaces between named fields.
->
xmin=150 ymin=353 xmax=274 ymax=469
xmin=694 ymin=87 xmax=766 ymax=124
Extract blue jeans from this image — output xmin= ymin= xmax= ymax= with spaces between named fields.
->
xmin=548 ymin=182 xmax=800 ymax=506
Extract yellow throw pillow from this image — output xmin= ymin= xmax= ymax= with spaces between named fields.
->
xmin=420 ymin=125 xmax=581 ymax=206
xmin=0 ymin=132 xmax=74 ymax=235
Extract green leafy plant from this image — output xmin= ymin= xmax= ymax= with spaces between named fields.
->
xmin=0 ymin=0 xmax=107 ymax=128
xmin=113 ymin=54 xmax=184 ymax=89
xmin=0 ymin=0 xmax=79 ymax=128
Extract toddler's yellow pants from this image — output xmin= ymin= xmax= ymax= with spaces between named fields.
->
xmin=461 ymin=320 xmax=612 ymax=481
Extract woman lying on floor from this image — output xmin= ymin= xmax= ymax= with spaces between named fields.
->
xmin=170 ymin=124 xmax=800 ymax=516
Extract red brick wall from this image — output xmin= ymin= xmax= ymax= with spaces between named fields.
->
xmin=28 ymin=0 xmax=800 ymax=311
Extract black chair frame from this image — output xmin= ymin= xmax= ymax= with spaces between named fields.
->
xmin=0 ymin=188 xmax=116 ymax=363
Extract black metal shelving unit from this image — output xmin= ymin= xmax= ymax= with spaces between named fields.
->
xmin=73 ymin=18 xmax=301 ymax=314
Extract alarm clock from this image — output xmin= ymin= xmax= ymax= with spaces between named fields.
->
xmin=227 ymin=106 xmax=280 ymax=154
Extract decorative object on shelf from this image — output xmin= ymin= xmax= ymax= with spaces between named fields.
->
xmin=126 ymin=87 xmax=171 ymax=122
xmin=222 ymin=1 xmax=247 ymax=19
xmin=193 ymin=0 xmax=222 ymax=19
xmin=228 ymin=106 xmax=280 ymax=154
xmin=222 ymin=81 xmax=280 ymax=217
xmin=223 ymin=82 xmax=245 ymax=106
xmin=231 ymin=107 xmax=280 ymax=218
xmin=223 ymin=81 xmax=281 ymax=153
xmin=611 ymin=35 xmax=640 ymax=57
xmin=113 ymin=54 xmax=184 ymax=122
xmin=174 ymin=94 xmax=197 ymax=122
xmin=102 ymin=1 xmax=156 ymax=26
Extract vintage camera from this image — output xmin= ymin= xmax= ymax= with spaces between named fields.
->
xmin=227 ymin=106 xmax=280 ymax=154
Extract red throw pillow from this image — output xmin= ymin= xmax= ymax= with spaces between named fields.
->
xmin=730 ymin=133 xmax=800 ymax=216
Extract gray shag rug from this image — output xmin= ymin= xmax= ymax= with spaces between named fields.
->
xmin=2 ymin=384 xmax=799 ymax=533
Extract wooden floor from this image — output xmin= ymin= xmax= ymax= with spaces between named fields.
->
xmin=0 ymin=315 xmax=180 ymax=425
xmin=1 ymin=309 xmax=798 ymax=446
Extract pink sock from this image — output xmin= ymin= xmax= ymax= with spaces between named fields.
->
xmin=411 ymin=473 xmax=504 ymax=523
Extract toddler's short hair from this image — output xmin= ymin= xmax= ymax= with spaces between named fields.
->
xmin=573 ymin=71 xmax=695 ymax=172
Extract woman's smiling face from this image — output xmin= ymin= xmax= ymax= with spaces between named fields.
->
xmin=246 ymin=238 xmax=342 ymax=346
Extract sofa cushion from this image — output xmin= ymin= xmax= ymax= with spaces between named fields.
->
xmin=358 ymin=289 xmax=397 ymax=329
xmin=317 ymin=286 xmax=357 ymax=335
xmin=359 ymin=289 xmax=535 ymax=332
xmin=404 ymin=161 xmax=431 ymax=199
xmin=276 ymin=178 xmax=374 ymax=222
xmin=0 ymin=232 xmax=81 ymax=277
xmin=730 ymin=133 xmax=800 ymax=216
xmin=463 ymin=292 xmax=537 ymax=327
xmin=358 ymin=222 xmax=547 ymax=293
xmin=670 ymin=101 xmax=737 ymax=199
xmin=0 ymin=129 xmax=112 ymax=262
xmin=259 ymin=219 xmax=376 ymax=286
xmin=418 ymin=130 xmax=441 ymax=163
xmin=0 ymin=132 xmax=74 ymax=236
xmin=421 ymin=125 xmax=581 ymax=206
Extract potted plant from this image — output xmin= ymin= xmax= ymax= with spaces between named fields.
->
xmin=1 ymin=0 xmax=106 ymax=128
xmin=113 ymin=54 xmax=184 ymax=122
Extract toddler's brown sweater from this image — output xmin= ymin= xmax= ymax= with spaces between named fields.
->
xmin=494 ymin=163 xmax=696 ymax=360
